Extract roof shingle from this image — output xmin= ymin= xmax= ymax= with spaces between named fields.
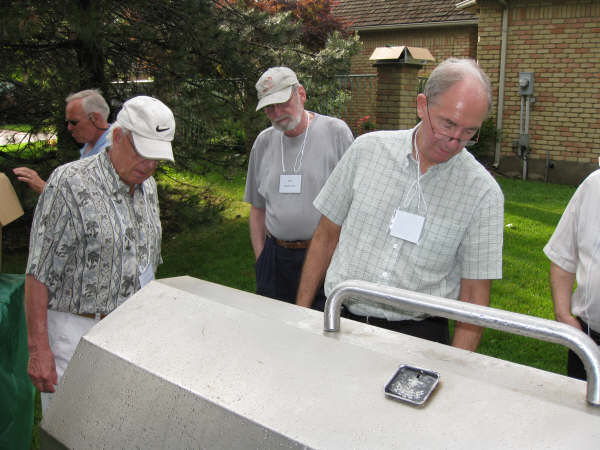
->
xmin=334 ymin=0 xmax=478 ymax=29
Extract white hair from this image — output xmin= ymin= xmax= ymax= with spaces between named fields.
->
xmin=65 ymin=89 xmax=110 ymax=120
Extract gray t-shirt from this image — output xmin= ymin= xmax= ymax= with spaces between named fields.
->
xmin=244 ymin=112 xmax=353 ymax=241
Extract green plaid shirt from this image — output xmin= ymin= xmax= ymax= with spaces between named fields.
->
xmin=315 ymin=125 xmax=504 ymax=320
xmin=27 ymin=150 xmax=162 ymax=315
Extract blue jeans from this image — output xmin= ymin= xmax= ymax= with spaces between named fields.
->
xmin=255 ymin=235 xmax=326 ymax=311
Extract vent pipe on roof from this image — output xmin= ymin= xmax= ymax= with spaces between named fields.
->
xmin=456 ymin=0 xmax=477 ymax=8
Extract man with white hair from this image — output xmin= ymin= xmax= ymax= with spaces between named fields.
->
xmin=296 ymin=58 xmax=504 ymax=351
xmin=244 ymin=66 xmax=353 ymax=311
xmin=13 ymin=89 xmax=111 ymax=193
xmin=24 ymin=95 xmax=174 ymax=411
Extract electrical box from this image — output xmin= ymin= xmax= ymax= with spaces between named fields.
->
xmin=519 ymin=72 xmax=534 ymax=96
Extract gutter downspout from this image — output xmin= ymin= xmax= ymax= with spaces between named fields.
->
xmin=493 ymin=1 xmax=508 ymax=168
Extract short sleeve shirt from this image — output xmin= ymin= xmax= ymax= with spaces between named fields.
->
xmin=544 ymin=170 xmax=600 ymax=331
xmin=26 ymin=150 xmax=162 ymax=315
xmin=315 ymin=125 xmax=504 ymax=320
xmin=244 ymin=113 xmax=353 ymax=240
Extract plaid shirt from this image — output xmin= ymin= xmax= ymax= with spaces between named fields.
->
xmin=26 ymin=150 xmax=162 ymax=315
xmin=315 ymin=125 xmax=504 ymax=320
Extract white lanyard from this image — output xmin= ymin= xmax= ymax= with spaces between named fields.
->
xmin=403 ymin=125 xmax=429 ymax=216
xmin=280 ymin=111 xmax=311 ymax=174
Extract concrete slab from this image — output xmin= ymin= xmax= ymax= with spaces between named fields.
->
xmin=41 ymin=277 xmax=600 ymax=449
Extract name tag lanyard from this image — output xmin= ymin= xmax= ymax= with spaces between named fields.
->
xmin=389 ymin=126 xmax=428 ymax=244
xmin=280 ymin=111 xmax=310 ymax=193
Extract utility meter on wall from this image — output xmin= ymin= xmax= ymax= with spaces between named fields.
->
xmin=519 ymin=72 xmax=534 ymax=96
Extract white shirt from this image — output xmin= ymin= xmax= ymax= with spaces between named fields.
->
xmin=544 ymin=170 xmax=600 ymax=332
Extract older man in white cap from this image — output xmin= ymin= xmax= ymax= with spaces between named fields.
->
xmin=24 ymin=96 xmax=174 ymax=411
xmin=244 ymin=66 xmax=353 ymax=311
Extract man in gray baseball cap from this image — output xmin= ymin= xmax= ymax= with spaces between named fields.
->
xmin=24 ymin=95 xmax=174 ymax=412
xmin=244 ymin=66 xmax=353 ymax=311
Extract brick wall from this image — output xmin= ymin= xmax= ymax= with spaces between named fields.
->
xmin=345 ymin=25 xmax=477 ymax=136
xmin=478 ymin=0 xmax=600 ymax=183
xmin=375 ymin=64 xmax=422 ymax=131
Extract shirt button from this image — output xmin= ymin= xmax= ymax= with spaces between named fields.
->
xmin=393 ymin=244 xmax=399 ymax=249
xmin=382 ymin=272 xmax=389 ymax=279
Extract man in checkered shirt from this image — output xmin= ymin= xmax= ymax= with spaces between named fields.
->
xmin=296 ymin=58 xmax=504 ymax=351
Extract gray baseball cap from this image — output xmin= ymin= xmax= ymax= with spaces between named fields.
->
xmin=255 ymin=67 xmax=299 ymax=111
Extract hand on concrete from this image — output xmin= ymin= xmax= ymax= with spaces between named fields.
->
xmin=13 ymin=167 xmax=46 ymax=194
xmin=28 ymin=347 xmax=58 ymax=393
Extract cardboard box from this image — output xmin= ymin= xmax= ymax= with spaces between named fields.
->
xmin=0 ymin=172 xmax=24 ymax=226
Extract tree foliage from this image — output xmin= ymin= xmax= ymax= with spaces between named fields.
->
xmin=0 ymin=0 xmax=360 ymax=171
xmin=237 ymin=0 xmax=351 ymax=51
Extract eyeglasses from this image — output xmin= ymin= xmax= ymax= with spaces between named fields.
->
xmin=426 ymin=98 xmax=480 ymax=147
xmin=65 ymin=119 xmax=79 ymax=127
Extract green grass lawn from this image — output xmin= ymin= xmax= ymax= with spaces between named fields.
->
xmin=477 ymin=177 xmax=576 ymax=374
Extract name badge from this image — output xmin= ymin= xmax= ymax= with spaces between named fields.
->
xmin=279 ymin=174 xmax=302 ymax=193
xmin=139 ymin=263 xmax=155 ymax=288
xmin=389 ymin=209 xmax=425 ymax=244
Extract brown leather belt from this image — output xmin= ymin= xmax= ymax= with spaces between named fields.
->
xmin=266 ymin=230 xmax=311 ymax=250
xmin=75 ymin=312 xmax=108 ymax=320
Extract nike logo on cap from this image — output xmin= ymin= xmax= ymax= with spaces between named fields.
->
xmin=156 ymin=125 xmax=170 ymax=132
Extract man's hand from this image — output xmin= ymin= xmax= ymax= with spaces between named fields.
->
xmin=249 ymin=206 xmax=267 ymax=261
xmin=28 ymin=346 xmax=57 ymax=392
xmin=13 ymin=167 xmax=46 ymax=194
xmin=25 ymin=275 xmax=56 ymax=392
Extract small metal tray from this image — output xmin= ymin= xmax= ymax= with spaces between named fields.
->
xmin=384 ymin=365 xmax=440 ymax=406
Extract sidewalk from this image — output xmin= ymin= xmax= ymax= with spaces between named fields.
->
xmin=0 ymin=129 xmax=55 ymax=146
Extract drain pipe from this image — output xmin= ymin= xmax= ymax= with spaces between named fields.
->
xmin=493 ymin=2 xmax=509 ymax=168
xmin=324 ymin=280 xmax=600 ymax=407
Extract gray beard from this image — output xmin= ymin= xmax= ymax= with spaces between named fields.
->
xmin=271 ymin=112 xmax=302 ymax=132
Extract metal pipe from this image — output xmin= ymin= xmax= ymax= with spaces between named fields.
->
xmin=493 ymin=5 xmax=509 ymax=168
xmin=324 ymin=280 xmax=600 ymax=406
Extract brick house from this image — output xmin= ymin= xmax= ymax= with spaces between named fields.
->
xmin=335 ymin=0 xmax=600 ymax=184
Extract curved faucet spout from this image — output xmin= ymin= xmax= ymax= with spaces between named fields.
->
xmin=324 ymin=280 xmax=600 ymax=407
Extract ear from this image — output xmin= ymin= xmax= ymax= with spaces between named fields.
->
xmin=113 ymin=126 xmax=124 ymax=143
xmin=416 ymin=93 xmax=427 ymax=121
xmin=296 ymin=85 xmax=307 ymax=105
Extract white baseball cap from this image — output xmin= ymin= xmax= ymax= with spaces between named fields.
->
xmin=255 ymin=67 xmax=299 ymax=111
xmin=117 ymin=96 xmax=175 ymax=162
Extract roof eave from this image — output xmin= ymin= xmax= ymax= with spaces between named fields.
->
xmin=352 ymin=19 xmax=479 ymax=32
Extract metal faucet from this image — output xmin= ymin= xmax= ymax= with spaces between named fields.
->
xmin=324 ymin=280 xmax=600 ymax=407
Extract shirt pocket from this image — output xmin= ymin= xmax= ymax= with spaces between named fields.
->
xmin=415 ymin=219 xmax=463 ymax=273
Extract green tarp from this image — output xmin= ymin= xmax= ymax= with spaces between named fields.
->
xmin=0 ymin=274 xmax=35 ymax=450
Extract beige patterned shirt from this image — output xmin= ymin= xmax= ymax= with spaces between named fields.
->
xmin=26 ymin=150 xmax=162 ymax=315
xmin=315 ymin=125 xmax=504 ymax=320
